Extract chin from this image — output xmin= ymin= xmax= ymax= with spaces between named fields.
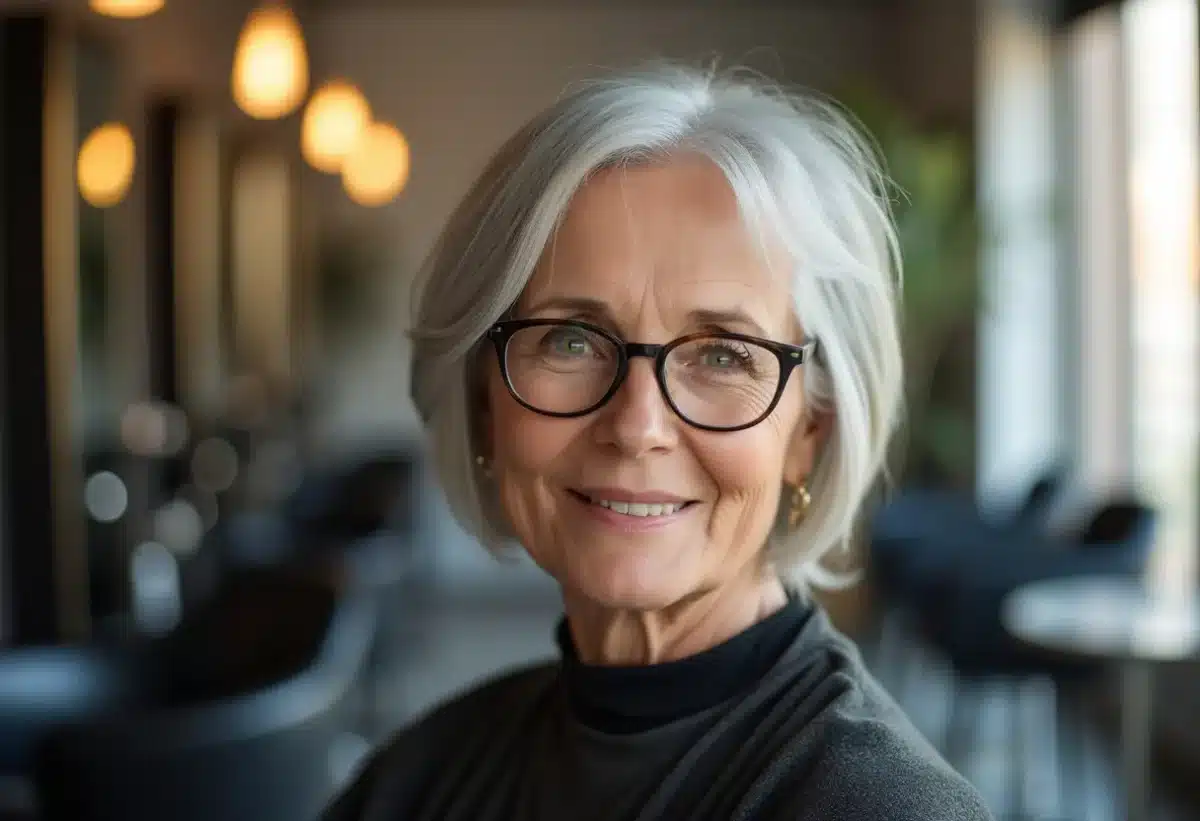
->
xmin=561 ymin=553 xmax=701 ymax=612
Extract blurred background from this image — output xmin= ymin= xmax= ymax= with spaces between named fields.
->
xmin=0 ymin=0 xmax=1196 ymax=819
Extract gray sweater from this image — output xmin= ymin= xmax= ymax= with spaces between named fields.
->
xmin=322 ymin=602 xmax=993 ymax=821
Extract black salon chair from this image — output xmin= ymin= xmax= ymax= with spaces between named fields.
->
xmin=216 ymin=447 xmax=432 ymax=735
xmin=0 ymin=644 xmax=147 ymax=779
xmin=0 ymin=642 xmax=148 ymax=820
xmin=34 ymin=567 xmax=378 ymax=821
xmin=914 ymin=495 xmax=1156 ymax=821
xmin=870 ymin=463 xmax=1069 ymax=604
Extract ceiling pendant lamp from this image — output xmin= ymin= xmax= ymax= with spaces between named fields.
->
xmin=301 ymin=80 xmax=372 ymax=173
xmin=89 ymin=0 xmax=165 ymax=18
xmin=341 ymin=121 xmax=411 ymax=207
xmin=231 ymin=3 xmax=309 ymax=120
xmin=77 ymin=122 xmax=136 ymax=208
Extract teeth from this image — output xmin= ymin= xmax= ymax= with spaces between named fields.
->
xmin=594 ymin=499 xmax=682 ymax=517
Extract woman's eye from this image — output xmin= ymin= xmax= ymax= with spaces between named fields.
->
xmin=699 ymin=346 xmax=747 ymax=369
xmin=703 ymin=350 xmax=735 ymax=368
xmin=546 ymin=331 xmax=591 ymax=356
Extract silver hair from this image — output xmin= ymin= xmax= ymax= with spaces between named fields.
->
xmin=409 ymin=63 xmax=904 ymax=590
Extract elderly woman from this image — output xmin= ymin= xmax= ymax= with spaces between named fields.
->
xmin=324 ymin=64 xmax=992 ymax=821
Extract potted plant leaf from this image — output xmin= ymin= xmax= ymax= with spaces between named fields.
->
xmin=842 ymin=87 xmax=981 ymax=489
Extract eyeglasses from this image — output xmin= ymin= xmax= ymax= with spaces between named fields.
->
xmin=486 ymin=319 xmax=818 ymax=432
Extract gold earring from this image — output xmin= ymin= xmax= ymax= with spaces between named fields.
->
xmin=787 ymin=483 xmax=812 ymax=529
xmin=475 ymin=454 xmax=492 ymax=478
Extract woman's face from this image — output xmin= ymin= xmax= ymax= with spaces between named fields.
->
xmin=482 ymin=157 xmax=825 ymax=612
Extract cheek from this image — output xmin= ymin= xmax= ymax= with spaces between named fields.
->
xmin=706 ymin=436 xmax=785 ymax=496
xmin=702 ymin=434 xmax=785 ymax=511
xmin=485 ymin=369 xmax=583 ymax=568
xmin=486 ymin=368 xmax=577 ymax=473
xmin=697 ymin=413 xmax=799 ymax=537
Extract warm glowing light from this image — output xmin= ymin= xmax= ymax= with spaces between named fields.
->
xmin=341 ymin=121 xmax=410 ymax=207
xmin=77 ymin=123 xmax=136 ymax=208
xmin=231 ymin=4 xmax=309 ymax=120
xmin=89 ymin=0 xmax=164 ymax=18
xmin=301 ymin=80 xmax=372 ymax=173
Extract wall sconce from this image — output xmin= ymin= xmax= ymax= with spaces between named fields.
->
xmin=231 ymin=3 xmax=309 ymax=120
xmin=89 ymin=0 xmax=164 ymax=18
xmin=77 ymin=122 xmax=135 ymax=208
xmin=301 ymin=80 xmax=371 ymax=173
xmin=341 ymin=121 xmax=410 ymax=207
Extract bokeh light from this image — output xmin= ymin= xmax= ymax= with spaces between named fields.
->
xmin=89 ymin=0 xmax=164 ymax=18
xmin=191 ymin=437 xmax=240 ymax=494
xmin=153 ymin=499 xmax=205 ymax=555
xmin=77 ymin=123 xmax=136 ymax=208
xmin=120 ymin=401 xmax=189 ymax=457
xmin=231 ymin=4 xmax=310 ymax=120
xmin=302 ymin=80 xmax=372 ymax=173
xmin=131 ymin=541 xmax=181 ymax=635
xmin=341 ymin=121 xmax=410 ymax=206
xmin=84 ymin=471 xmax=128 ymax=523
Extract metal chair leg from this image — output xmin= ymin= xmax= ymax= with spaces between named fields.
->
xmin=944 ymin=675 xmax=981 ymax=773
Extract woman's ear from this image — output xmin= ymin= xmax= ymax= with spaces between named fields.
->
xmin=783 ymin=409 xmax=833 ymax=488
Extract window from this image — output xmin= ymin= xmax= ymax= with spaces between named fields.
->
xmin=1124 ymin=0 xmax=1200 ymax=593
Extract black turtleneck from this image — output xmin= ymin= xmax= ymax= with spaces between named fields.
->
xmin=324 ymin=595 xmax=994 ymax=821
xmin=556 ymin=597 xmax=811 ymax=734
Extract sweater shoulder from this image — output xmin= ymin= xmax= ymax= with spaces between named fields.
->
xmin=319 ymin=661 xmax=558 ymax=821
xmin=767 ymin=650 xmax=994 ymax=821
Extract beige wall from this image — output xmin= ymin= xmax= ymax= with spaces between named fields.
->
xmin=4 ymin=0 xmax=973 ymax=454
xmin=302 ymin=4 xmax=976 ymax=449
xmin=1 ymin=1 xmax=972 ymax=585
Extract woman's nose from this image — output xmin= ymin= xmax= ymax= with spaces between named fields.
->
xmin=597 ymin=359 xmax=678 ymax=457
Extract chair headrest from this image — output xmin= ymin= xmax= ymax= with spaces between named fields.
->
xmin=1078 ymin=500 xmax=1153 ymax=545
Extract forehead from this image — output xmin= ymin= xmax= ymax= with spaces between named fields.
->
xmin=519 ymin=157 xmax=797 ymax=338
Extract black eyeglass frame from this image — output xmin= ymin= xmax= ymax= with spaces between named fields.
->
xmin=485 ymin=318 xmax=819 ymax=433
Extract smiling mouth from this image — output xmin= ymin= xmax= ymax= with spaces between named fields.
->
xmin=568 ymin=490 xmax=698 ymax=518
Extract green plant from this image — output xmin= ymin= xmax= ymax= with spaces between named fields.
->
xmin=841 ymin=87 xmax=980 ymax=487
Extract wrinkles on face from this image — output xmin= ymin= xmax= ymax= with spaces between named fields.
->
xmin=485 ymin=156 xmax=823 ymax=665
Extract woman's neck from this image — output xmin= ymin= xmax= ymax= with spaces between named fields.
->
xmin=563 ymin=574 xmax=790 ymax=666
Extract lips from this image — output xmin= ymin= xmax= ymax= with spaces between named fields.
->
xmin=568 ymin=489 xmax=698 ymax=518
xmin=592 ymin=499 xmax=685 ymax=517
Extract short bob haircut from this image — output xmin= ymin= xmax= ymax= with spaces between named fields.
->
xmin=410 ymin=63 xmax=903 ymax=590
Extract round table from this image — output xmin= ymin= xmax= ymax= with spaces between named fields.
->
xmin=1002 ymin=575 xmax=1200 ymax=821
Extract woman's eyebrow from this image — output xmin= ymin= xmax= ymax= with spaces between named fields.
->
xmin=685 ymin=308 xmax=769 ymax=337
xmin=521 ymin=295 xmax=613 ymax=319
xmin=521 ymin=298 xmax=773 ymax=337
